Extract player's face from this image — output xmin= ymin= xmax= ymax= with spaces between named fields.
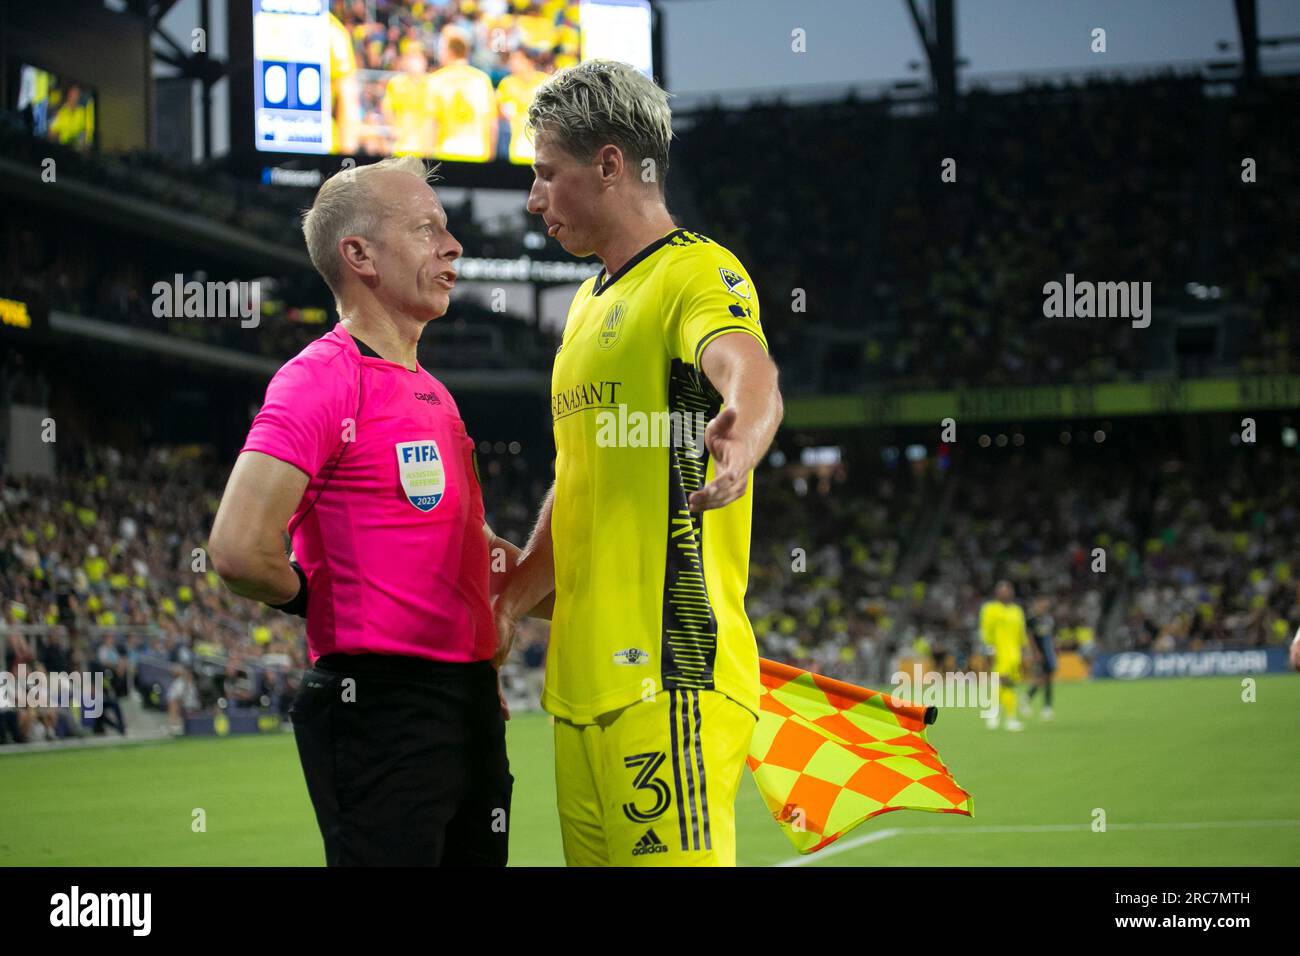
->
xmin=403 ymin=50 xmax=426 ymax=74
xmin=371 ymin=172 xmax=462 ymax=322
xmin=527 ymin=132 xmax=603 ymax=257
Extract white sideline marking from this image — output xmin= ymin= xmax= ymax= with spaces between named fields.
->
xmin=775 ymin=819 xmax=1300 ymax=867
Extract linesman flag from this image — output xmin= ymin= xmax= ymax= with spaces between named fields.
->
xmin=747 ymin=658 xmax=973 ymax=854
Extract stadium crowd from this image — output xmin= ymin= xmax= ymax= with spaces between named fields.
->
xmin=0 ymin=432 xmax=552 ymax=743
xmin=1119 ymin=451 xmax=1300 ymax=651
xmin=3 ymin=424 xmax=1295 ymax=744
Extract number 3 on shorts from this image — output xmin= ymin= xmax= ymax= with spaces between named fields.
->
xmin=621 ymin=751 xmax=671 ymax=823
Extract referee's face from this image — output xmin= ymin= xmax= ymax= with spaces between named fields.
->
xmin=374 ymin=172 xmax=462 ymax=322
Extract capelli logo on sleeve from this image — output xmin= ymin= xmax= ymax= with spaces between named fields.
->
xmin=49 ymin=886 xmax=151 ymax=936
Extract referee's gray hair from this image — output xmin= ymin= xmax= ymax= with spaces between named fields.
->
xmin=526 ymin=60 xmax=672 ymax=190
xmin=301 ymin=156 xmax=439 ymax=297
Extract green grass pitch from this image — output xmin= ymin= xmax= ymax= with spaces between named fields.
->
xmin=2 ymin=675 xmax=1298 ymax=866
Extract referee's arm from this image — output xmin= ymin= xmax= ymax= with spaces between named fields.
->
xmin=209 ymin=451 xmax=310 ymax=605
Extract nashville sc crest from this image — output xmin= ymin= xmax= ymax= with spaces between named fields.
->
xmin=598 ymin=301 xmax=626 ymax=350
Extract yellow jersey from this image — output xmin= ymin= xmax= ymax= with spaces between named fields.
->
xmin=497 ymin=70 xmax=547 ymax=164
xmin=49 ymin=102 xmax=90 ymax=148
xmin=545 ymin=229 xmax=767 ymax=723
xmin=383 ymin=73 xmax=436 ymax=156
xmin=328 ymin=13 xmax=356 ymax=152
xmin=980 ymin=600 xmax=1027 ymax=663
xmin=428 ymin=61 xmax=496 ymax=162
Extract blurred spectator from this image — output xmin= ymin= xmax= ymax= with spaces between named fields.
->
xmin=166 ymin=665 xmax=199 ymax=735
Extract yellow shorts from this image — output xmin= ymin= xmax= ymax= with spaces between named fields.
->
xmin=553 ymin=689 xmax=756 ymax=867
xmin=995 ymin=654 xmax=1022 ymax=685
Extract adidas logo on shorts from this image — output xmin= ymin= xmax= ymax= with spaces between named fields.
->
xmin=631 ymin=828 xmax=669 ymax=856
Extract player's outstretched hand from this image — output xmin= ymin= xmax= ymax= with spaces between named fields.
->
xmin=688 ymin=407 xmax=754 ymax=512
xmin=1290 ymin=628 xmax=1300 ymax=672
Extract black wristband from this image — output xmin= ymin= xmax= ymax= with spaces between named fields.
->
xmin=268 ymin=561 xmax=308 ymax=618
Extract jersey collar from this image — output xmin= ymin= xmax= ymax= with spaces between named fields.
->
xmin=592 ymin=228 xmax=685 ymax=297
xmin=336 ymin=322 xmax=421 ymax=373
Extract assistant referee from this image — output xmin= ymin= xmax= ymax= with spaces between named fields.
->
xmin=210 ymin=157 xmax=523 ymax=866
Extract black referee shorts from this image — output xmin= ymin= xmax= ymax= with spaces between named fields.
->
xmin=289 ymin=653 xmax=513 ymax=866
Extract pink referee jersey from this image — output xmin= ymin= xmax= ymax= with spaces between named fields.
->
xmin=241 ymin=323 xmax=495 ymax=663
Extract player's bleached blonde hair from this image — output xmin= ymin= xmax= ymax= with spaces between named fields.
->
xmin=301 ymin=156 xmax=440 ymax=297
xmin=526 ymin=60 xmax=672 ymax=191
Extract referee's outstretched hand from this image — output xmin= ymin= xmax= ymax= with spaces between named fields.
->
xmin=688 ymin=407 xmax=752 ymax=512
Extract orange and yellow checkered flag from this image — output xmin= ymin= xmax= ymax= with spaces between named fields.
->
xmin=748 ymin=659 xmax=973 ymax=854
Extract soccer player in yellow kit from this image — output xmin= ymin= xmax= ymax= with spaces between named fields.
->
xmin=46 ymin=85 xmax=91 ymax=149
xmin=382 ymin=41 xmax=437 ymax=156
xmin=497 ymin=49 xmax=547 ymax=164
xmin=328 ymin=12 xmax=359 ymax=154
xmin=495 ymin=61 xmax=783 ymax=866
xmin=427 ymin=26 xmax=497 ymax=162
xmin=980 ymin=580 xmax=1028 ymax=732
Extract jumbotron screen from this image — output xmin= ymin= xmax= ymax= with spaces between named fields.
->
xmin=252 ymin=0 xmax=654 ymax=162
xmin=12 ymin=63 xmax=97 ymax=153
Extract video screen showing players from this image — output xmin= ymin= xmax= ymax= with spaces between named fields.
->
xmin=13 ymin=64 xmax=97 ymax=153
xmin=253 ymin=0 xmax=653 ymax=163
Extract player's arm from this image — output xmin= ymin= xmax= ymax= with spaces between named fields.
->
xmin=490 ymin=484 xmax=557 ymax=666
xmin=689 ymin=333 xmax=783 ymax=511
xmin=209 ymin=451 xmax=310 ymax=606
xmin=483 ymin=523 xmax=554 ymax=619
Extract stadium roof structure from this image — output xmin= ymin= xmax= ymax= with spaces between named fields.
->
xmin=127 ymin=0 xmax=228 ymax=160
xmin=659 ymin=0 xmax=1286 ymax=112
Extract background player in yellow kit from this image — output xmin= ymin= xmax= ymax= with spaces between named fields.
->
xmin=980 ymin=580 xmax=1029 ymax=732
xmin=328 ymin=11 xmax=359 ymax=154
xmin=497 ymin=48 xmax=547 ymax=164
xmin=495 ymin=60 xmax=784 ymax=866
xmin=381 ymin=40 xmax=437 ymax=157
xmin=46 ymin=84 xmax=93 ymax=150
xmin=427 ymin=26 xmax=497 ymax=162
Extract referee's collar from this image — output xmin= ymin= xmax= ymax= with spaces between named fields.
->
xmin=336 ymin=322 xmax=420 ymax=373
xmin=592 ymin=228 xmax=685 ymax=297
